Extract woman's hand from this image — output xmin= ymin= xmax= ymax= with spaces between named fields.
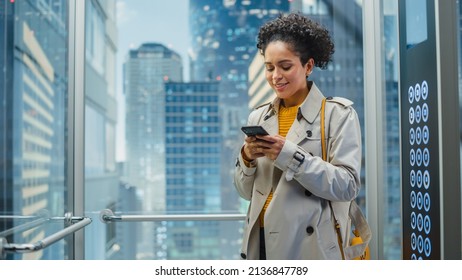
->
xmin=242 ymin=135 xmax=285 ymax=161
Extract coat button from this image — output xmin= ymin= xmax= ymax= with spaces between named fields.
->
xmin=305 ymin=190 xmax=312 ymax=197
xmin=306 ymin=130 xmax=312 ymax=137
xmin=240 ymin=253 xmax=247 ymax=259
xmin=326 ymin=96 xmax=333 ymax=100
xmin=306 ymin=226 xmax=314 ymax=235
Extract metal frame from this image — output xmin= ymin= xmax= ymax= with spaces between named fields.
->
xmin=67 ymin=0 xmax=86 ymax=260
xmin=435 ymin=0 xmax=461 ymax=259
xmin=362 ymin=0 xmax=385 ymax=260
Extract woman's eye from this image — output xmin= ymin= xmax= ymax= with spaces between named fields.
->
xmin=282 ymin=65 xmax=291 ymax=71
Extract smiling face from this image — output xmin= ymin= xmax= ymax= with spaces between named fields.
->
xmin=264 ymin=41 xmax=314 ymax=107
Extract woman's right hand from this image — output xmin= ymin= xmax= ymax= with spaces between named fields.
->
xmin=242 ymin=136 xmax=268 ymax=161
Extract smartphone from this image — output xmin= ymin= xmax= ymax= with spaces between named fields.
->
xmin=241 ymin=125 xmax=269 ymax=137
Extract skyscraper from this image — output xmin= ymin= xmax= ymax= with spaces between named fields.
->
xmin=0 ymin=0 xmax=69 ymax=260
xmin=188 ymin=0 xmax=291 ymax=230
xmin=164 ymin=81 xmax=225 ymax=259
xmin=124 ymin=42 xmax=182 ymax=259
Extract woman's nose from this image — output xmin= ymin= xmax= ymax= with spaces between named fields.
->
xmin=272 ymin=69 xmax=282 ymax=81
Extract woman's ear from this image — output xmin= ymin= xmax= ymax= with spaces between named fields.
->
xmin=305 ymin=58 xmax=315 ymax=76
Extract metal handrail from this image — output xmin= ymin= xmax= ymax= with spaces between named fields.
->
xmin=0 ymin=215 xmax=91 ymax=257
xmin=0 ymin=217 xmax=49 ymax=237
xmin=100 ymin=209 xmax=246 ymax=223
xmin=0 ymin=210 xmax=51 ymax=237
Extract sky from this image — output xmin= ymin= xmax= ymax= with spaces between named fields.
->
xmin=116 ymin=0 xmax=191 ymax=81
xmin=115 ymin=0 xmax=190 ymax=161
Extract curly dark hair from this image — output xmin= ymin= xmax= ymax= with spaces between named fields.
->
xmin=257 ymin=12 xmax=334 ymax=69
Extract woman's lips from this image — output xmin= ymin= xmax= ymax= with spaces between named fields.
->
xmin=274 ymin=82 xmax=288 ymax=90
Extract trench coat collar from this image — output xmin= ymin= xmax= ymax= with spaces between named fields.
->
xmin=298 ymin=81 xmax=325 ymax=124
xmin=266 ymin=81 xmax=325 ymax=122
xmin=259 ymin=81 xmax=325 ymax=142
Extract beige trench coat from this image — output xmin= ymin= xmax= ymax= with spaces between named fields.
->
xmin=234 ymin=82 xmax=362 ymax=260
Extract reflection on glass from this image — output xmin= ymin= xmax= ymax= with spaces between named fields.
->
xmin=82 ymin=0 xmax=365 ymax=260
xmin=405 ymin=0 xmax=428 ymax=48
xmin=0 ymin=0 xmax=69 ymax=259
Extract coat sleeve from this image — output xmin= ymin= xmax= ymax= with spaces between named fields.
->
xmin=274 ymin=102 xmax=362 ymax=202
xmin=233 ymin=107 xmax=266 ymax=201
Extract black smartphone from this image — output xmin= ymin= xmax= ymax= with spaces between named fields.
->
xmin=241 ymin=125 xmax=269 ymax=137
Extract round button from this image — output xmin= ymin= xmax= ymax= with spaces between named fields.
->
xmin=424 ymin=237 xmax=431 ymax=257
xmin=417 ymin=170 xmax=422 ymax=188
xmin=240 ymin=253 xmax=247 ymax=259
xmin=418 ymin=235 xmax=424 ymax=253
xmin=409 ymin=107 xmax=415 ymax=124
xmin=410 ymin=128 xmax=415 ymax=145
xmin=423 ymin=148 xmax=430 ymax=167
xmin=410 ymin=149 xmax=416 ymax=166
xmin=415 ymin=105 xmax=421 ymax=124
xmin=305 ymin=190 xmax=312 ymax=197
xmin=417 ymin=192 xmax=423 ymax=210
xmin=421 ymin=81 xmax=428 ymax=100
xmin=408 ymin=86 xmax=415 ymax=104
xmin=410 ymin=191 xmax=416 ymax=208
xmin=416 ymin=127 xmax=422 ymax=145
xmin=423 ymin=126 xmax=429 ymax=144
xmin=416 ymin=148 xmax=422 ymax=166
xmin=306 ymin=226 xmax=314 ymax=235
xmin=415 ymin=83 xmax=421 ymax=102
xmin=306 ymin=130 xmax=312 ymax=137
xmin=423 ymin=170 xmax=430 ymax=189
xmin=411 ymin=212 xmax=417 ymax=229
xmin=422 ymin=103 xmax=429 ymax=122
xmin=424 ymin=214 xmax=431 ymax=234
xmin=411 ymin=232 xmax=417 ymax=250
xmin=417 ymin=213 xmax=423 ymax=232
xmin=424 ymin=193 xmax=431 ymax=212
xmin=410 ymin=170 xmax=416 ymax=187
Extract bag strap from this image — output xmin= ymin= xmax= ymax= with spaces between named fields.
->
xmin=321 ymin=98 xmax=346 ymax=260
xmin=320 ymin=98 xmax=327 ymax=162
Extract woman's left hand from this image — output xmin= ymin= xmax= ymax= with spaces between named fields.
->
xmin=255 ymin=135 xmax=285 ymax=160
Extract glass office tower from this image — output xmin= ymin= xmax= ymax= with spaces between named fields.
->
xmin=164 ymin=81 xmax=225 ymax=259
xmin=0 ymin=0 xmax=69 ymax=260
xmin=123 ymin=43 xmax=183 ymax=259
xmin=189 ymin=0 xmax=290 ymax=222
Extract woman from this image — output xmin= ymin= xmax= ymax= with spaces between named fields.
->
xmin=234 ymin=12 xmax=362 ymax=260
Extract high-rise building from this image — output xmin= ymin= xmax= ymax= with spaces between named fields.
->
xmin=188 ymin=1 xmax=291 ymax=232
xmin=123 ymin=42 xmax=182 ymax=259
xmin=0 ymin=0 xmax=69 ymax=260
xmin=189 ymin=0 xmax=289 ymax=99
xmin=164 ymin=81 xmax=228 ymax=259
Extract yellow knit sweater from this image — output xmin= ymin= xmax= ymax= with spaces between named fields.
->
xmin=259 ymin=104 xmax=299 ymax=227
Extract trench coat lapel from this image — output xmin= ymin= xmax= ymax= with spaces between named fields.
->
xmin=285 ymin=83 xmax=325 ymax=144
xmin=258 ymin=98 xmax=280 ymax=135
